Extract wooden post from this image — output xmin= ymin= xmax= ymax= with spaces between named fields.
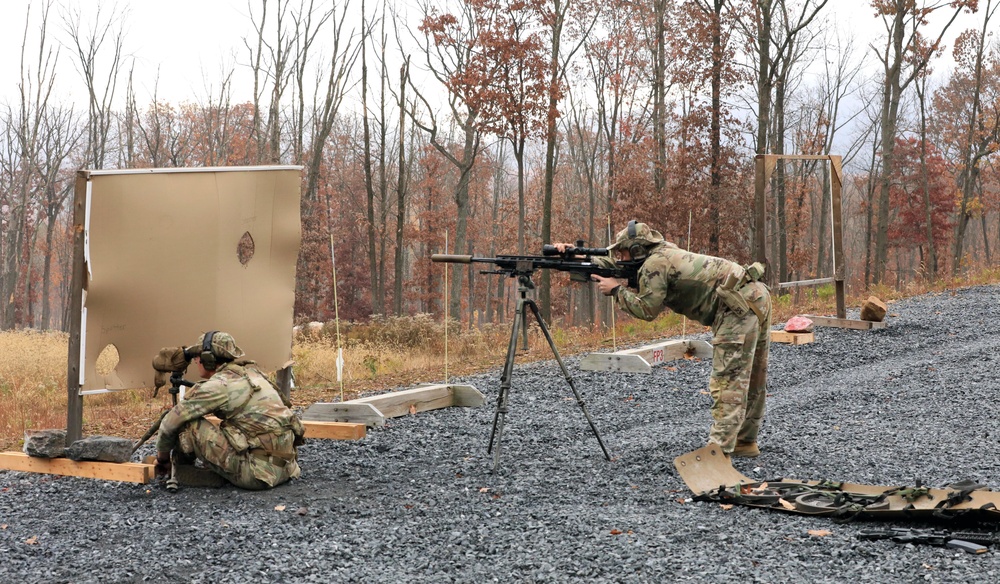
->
xmin=830 ymin=155 xmax=846 ymax=319
xmin=66 ymin=172 xmax=89 ymax=442
xmin=753 ymin=155 xmax=767 ymax=266
xmin=275 ymin=364 xmax=293 ymax=403
xmin=754 ymin=155 xmax=846 ymax=317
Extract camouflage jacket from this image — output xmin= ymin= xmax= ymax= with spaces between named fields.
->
xmin=156 ymin=361 xmax=304 ymax=458
xmin=612 ymin=241 xmax=743 ymax=326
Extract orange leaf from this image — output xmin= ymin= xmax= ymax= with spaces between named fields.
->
xmin=808 ymin=530 xmax=832 ymax=537
xmin=274 ymin=505 xmax=286 ymax=511
xmin=479 ymin=487 xmax=489 ymax=493
xmin=25 ymin=536 xmax=38 ymax=545
xmin=778 ymin=498 xmax=795 ymax=511
xmin=610 ymin=529 xmax=623 ymax=535
xmin=665 ymin=366 xmax=678 ymax=372
xmin=409 ymin=404 xmax=417 ymax=415
xmin=720 ymin=504 xmax=734 ymax=510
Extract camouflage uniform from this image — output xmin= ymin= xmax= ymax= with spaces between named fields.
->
xmin=156 ymin=333 xmax=304 ymax=490
xmin=608 ymin=225 xmax=772 ymax=454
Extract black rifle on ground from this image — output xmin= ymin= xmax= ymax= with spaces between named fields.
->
xmin=858 ymin=527 xmax=999 ymax=554
xmin=431 ymin=240 xmax=642 ymax=290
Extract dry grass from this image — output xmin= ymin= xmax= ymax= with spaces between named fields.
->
xmin=1 ymin=271 xmax=998 ymax=452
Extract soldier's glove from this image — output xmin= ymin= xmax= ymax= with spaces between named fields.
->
xmin=154 ymin=451 xmax=172 ymax=478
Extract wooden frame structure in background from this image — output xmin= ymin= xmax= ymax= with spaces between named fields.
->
xmin=754 ymin=154 xmax=847 ymax=321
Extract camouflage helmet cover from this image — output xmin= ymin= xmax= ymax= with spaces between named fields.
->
xmin=189 ymin=331 xmax=245 ymax=362
xmin=607 ymin=221 xmax=665 ymax=252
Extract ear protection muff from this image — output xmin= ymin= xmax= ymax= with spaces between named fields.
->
xmin=626 ymin=220 xmax=648 ymax=260
xmin=200 ymin=330 xmax=218 ymax=370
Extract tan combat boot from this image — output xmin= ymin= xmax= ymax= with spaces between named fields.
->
xmin=732 ymin=441 xmax=760 ymax=458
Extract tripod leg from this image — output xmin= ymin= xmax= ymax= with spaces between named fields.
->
xmin=526 ymin=300 xmax=613 ymax=461
xmin=487 ymin=297 xmax=525 ymax=472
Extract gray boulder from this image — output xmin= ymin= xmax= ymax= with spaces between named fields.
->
xmin=65 ymin=436 xmax=134 ymax=463
xmin=23 ymin=429 xmax=67 ymax=458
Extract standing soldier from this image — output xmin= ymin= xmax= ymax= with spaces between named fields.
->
xmin=151 ymin=331 xmax=305 ymax=489
xmin=556 ymin=220 xmax=771 ymax=458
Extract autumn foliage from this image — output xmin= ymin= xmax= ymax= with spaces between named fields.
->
xmin=3 ymin=0 xmax=1000 ymax=337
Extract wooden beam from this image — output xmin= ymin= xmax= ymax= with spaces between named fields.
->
xmin=301 ymin=420 xmax=366 ymax=440
xmin=801 ymin=315 xmax=887 ymax=330
xmin=0 ymin=452 xmax=154 ymax=484
xmin=302 ymin=402 xmax=386 ymax=426
xmin=770 ymin=331 xmax=815 ymax=345
xmin=348 ymin=384 xmax=484 ymax=419
xmin=580 ymin=340 xmax=713 ymax=373
xmin=66 ymin=174 xmax=89 ymax=443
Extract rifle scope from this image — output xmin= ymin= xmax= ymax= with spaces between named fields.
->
xmin=541 ymin=240 xmax=609 ymax=257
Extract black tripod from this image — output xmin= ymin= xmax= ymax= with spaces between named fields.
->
xmin=487 ymin=273 xmax=612 ymax=472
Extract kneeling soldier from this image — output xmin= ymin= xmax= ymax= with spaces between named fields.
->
xmin=153 ymin=331 xmax=305 ymax=489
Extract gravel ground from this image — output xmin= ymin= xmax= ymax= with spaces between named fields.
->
xmin=4 ymin=286 xmax=1000 ymax=583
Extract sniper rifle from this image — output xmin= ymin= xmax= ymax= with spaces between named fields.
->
xmin=858 ymin=527 xmax=1000 ymax=554
xmin=431 ymin=240 xmax=642 ymax=290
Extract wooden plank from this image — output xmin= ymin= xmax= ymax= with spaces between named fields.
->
xmin=777 ymin=277 xmax=835 ymax=289
xmin=302 ymin=402 xmax=386 ymax=426
xmin=349 ymin=384 xmax=451 ymax=417
xmin=580 ymin=353 xmax=652 ymax=373
xmin=801 ymin=315 xmax=887 ymax=330
xmin=770 ymin=330 xmax=815 ymax=345
xmin=0 ymin=452 xmax=154 ymax=484
xmin=580 ymin=340 xmax=712 ymax=373
xmin=205 ymin=415 xmax=366 ymax=440
xmin=302 ymin=421 xmax=366 ymax=440
xmin=451 ymin=385 xmax=486 ymax=407
xmin=304 ymin=384 xmax=485 ymax=426
xmin=347 ymin=384 xmax=485 ymax=419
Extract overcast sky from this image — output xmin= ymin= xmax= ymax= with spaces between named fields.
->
xmin=0 ymin=1 xmax=985 ymax=110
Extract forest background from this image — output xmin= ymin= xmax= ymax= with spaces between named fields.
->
xmin=2 ymin=0 xmax=1000 ymax=336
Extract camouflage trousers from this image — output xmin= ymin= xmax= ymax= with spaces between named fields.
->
xmin=177 ymin=418 xmax=300 ymax=490
xmin=707 ymin=281 xmax=772 ymax=453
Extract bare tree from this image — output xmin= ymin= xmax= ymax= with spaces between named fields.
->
xmin=36 ymin=105 xmax=82 ymax=329
xmin=538 ymin=0 xmax=599 ymax=322
xmin=294 ymin=0 xmax=361 ymax=316
xmin=812 ymin=28 xmax=866 ymax=277
xmin=393 ymin=55 xmax=414 ymax=316
xmin=2 ymin=1 xmax=71 ymax=329
xmin=409 ymin=0 xmax=487 ymax=320
xmin=870 ymin=0 xmax=973 ymax=284
xmin=245 ymin=0 xmax=297 ymax=164
xmin=951 ymin=0 xmax=1000 ymax=274
xmin=62 ymin=1 xmax=128 ymax=170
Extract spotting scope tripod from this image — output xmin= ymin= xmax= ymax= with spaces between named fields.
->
xmin=486 ymin=271 xmax=612 ymax=473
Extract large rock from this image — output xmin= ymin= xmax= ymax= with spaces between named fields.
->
xmin=23 ymin=429 xmax=67 ymax=458
xmin=65 ymin=436 xmax=135 ymax=463
xmin=861 ymin=296 xmax=887 ymax=322
xmin=784 ymin=316 xmax=814 ymax=333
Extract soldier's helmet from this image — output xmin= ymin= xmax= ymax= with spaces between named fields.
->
xmin=188 ymin=331 xmax=245 ymax=367
xmin=607 ymin=221 xmax=665 ymax=257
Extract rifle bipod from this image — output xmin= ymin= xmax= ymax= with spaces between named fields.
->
xmin=486 ymin=274 xmax=612 ymax=473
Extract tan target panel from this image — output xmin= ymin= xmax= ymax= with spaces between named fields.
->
xmin=74 ymin=166 xmax=302 ymax=393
